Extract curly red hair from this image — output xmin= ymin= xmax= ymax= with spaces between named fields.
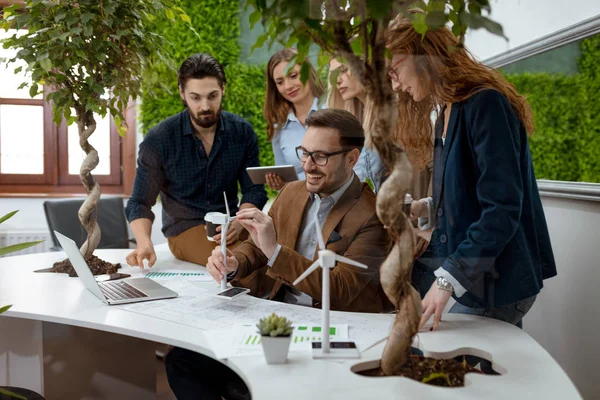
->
xmin=385 ymin=16 xmax=534 ymax=169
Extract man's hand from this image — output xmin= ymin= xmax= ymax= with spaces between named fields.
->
xmin=206 ymin=246 xmax=239 ymax=283
xmin=419 ymin=281 xmax=453 ymax=331
xmin=235 ymin=208 xmax=278 ymax=258
xmin=213 ymin=219 xmax=243 ymax=245
xmin=266 ymin=174 xmax=286 ymax=191
xmin=126 ymin=242 xmax=156 ymax=269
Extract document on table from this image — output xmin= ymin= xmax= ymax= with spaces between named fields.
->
xmin=144 ymin=269 xmax=213 ymax=282
xmin=118 ymin=280 xmax=392 ymax=354
xmin=204 ymin=323 xmax=349 ymax=359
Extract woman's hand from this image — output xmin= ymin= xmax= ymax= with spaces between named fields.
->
xmin=266 ymin=173 xmax=286 ymax=191
xmin=410 ymin=199 xmax=429 ymax=220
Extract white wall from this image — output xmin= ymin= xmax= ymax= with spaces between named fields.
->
xmin=524 ymin=196 xmax=600 ymax=400
xmin=465 ymin=0 xmax=600 ymax=60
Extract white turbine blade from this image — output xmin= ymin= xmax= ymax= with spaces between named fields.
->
xmin=293 ymin=260 xmax=321 ymax=286
xmin=314 ymin=211 xmax=326 ymax=250
xmin=334 ymin=254 xmax=368 ymax=269
xmin=223 ymin=191 xmax=231 ymax=218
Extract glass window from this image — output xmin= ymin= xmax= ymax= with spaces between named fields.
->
xmin=0 ymin=104 xmax=44 ymax=174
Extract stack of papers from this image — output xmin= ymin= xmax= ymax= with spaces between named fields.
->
xmin=119 ymin=280 xmax=392 ymax=358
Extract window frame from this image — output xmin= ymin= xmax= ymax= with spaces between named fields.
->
xmin=0 ymin=92 xmax=137 ymax=197
xmin=0 ymin=93 xmax=56 ymax=185
xmin=484 ymin=14 xmax=600 ymax=202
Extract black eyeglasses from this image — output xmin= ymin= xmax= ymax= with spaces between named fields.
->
xmin=295 ymin=146 xmax=350 ymax=166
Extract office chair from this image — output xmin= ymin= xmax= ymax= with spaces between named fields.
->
xmin=43 ymin=197 xmax=135 ymax=251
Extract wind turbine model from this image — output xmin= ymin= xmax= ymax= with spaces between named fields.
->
xmin=293 ymin=211 xmax=367 ymax=359
xmin=206 ymin=192 xmax=236 ymax=291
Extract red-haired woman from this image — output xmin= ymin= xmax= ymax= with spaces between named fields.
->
xmin=385 ymin=16 xmax=557 ymax=331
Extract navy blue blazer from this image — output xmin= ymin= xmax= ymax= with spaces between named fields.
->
xmin=426 ymin=89 xmax=557 ymax=308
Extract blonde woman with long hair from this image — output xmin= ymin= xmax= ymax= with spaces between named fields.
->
xmin=264 ymin=48 xmax=325 ymax=190
xmin=385 ymin=15 xmax=557 ymax=332
xmin=327 ymin=58 xmax=386 ymax=193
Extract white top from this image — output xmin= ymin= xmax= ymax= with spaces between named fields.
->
xmin=0 ymin=247 xmax=580 ymax=399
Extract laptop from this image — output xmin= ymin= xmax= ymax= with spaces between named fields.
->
xmin=54 ymin=231 xmax=178 ymax=305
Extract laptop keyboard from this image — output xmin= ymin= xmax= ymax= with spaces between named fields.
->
xmin=100 ymin=280 xmax=148 ymax=301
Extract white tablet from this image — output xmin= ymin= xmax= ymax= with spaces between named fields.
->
xmin=246 ymin=165 xmax=299 ymax=185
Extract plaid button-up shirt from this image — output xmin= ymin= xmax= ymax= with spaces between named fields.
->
xmin=125 ymin=109 xmax=267 ymax=237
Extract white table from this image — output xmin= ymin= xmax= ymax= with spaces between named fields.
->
xmin=0 ymin=247 xmax=581 ymax=399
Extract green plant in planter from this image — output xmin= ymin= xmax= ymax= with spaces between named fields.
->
xmin=0 ymin=210 xmax=44 ymax=399
xmin=256 ymin=313 xmax=293 ymax=337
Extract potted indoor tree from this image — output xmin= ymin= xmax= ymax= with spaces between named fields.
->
xmin=245 ymin=0 xmax=506 ymax=383
xmin=257 ymin=313 xmax=294 ymax=365
xmin=0 ymin=0 xmax=191 ymax=275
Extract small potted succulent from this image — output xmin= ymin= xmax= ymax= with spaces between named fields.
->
xmin=257 ymin=313 xmax=294 ymax=364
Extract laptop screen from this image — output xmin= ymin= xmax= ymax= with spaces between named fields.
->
xmin=53 ymin=230 xmax=108 ymax=303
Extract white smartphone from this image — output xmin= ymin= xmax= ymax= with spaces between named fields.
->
xmin=216 ymin=287 xmax=250 ymax=299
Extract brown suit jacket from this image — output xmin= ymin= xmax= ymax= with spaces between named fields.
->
xmin=231 ymin=176 xmax=393 ymax=313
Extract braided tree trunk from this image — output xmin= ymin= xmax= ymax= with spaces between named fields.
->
xmin=374 ymin=140 xmax=422 ymax=375
xmin=77 ymin=110 xmax=101 ymax=258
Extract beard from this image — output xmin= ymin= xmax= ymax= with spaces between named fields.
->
xmin=183 ymin=100 xmax=222 ymax=129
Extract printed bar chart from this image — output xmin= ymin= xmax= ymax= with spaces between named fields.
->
xmin=144 ymin=270 xmax=212 ymax=281
xmin=239 ymin=324 xmax=348 ymax=348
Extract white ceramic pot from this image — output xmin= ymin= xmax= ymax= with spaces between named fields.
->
xmin=261 ymin=335 xmax=292 ymax=364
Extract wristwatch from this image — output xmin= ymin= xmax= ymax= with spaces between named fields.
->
xmin=436 ymin=276 xmax=454 ymax=293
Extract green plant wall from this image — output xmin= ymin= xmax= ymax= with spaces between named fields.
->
xmin=140 ymin=0 xmax=274 ymax=173
xmin=504 ymin=35 xmax=600 ymax=183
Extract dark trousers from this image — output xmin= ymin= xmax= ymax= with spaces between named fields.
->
xmin=165 ymin=347 xmax=251 ymax=400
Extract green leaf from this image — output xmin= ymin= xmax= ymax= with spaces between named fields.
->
xmin=251 ymin=32 xmax=268 ymax=52
xmin=0 ymin=304 xmax=12 ymax=314
xmin=0 ymin=241 xmax=44 ymax=257
xmin=0 ymin=387 xmax=26 ymax=400
xmin=425 ymin=11 xmax=447 ymax=29
xmin=413 ymin=12 xmax=429 ymax=36
xmin=165 ymin=8 xmax=175 ymax=21
xmin=29 ymin=83 xmax=38 ymax=98
xmin=422 ymin=371 xmax=451 ymax=385
xmin=249 ymin=10 xmax=261 ymax=28
xmin=299 ymin=61 xmax=310 ymax=84
xmin=39 ymin=57 xmax=52 ymax=71
xmin=350 ymin=37 xmax=363 ymax=56
xmin=55 ymin=11 xmax=67 ymax=21
xmin=179 ymin=13 xmax=191 ymax=24
xmin=0 ymin=210 xmax=18 ymax=224
xmin=75 ymin=50 xmax=88 ymax=60
xmin=81 ymin=13 xmax=95 ymax=23
xmin=317 ymin=52 xmax=329 ymax=69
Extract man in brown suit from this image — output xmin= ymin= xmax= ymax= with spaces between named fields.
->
xmin=165 ymin=109 xmax=392 ymax=400
xmin=207 ymin=108 xmax=392 ymax=314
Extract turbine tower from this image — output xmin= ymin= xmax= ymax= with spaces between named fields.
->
xmin=293 ymin=210 xmax=366 ymax=358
